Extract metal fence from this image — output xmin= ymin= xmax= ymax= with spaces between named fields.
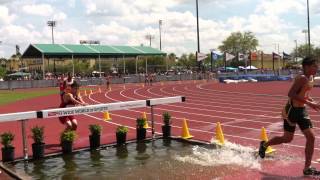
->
xmin=0 ymin=70 xmax=296 ymax=90
xmin=0 ymin=74 xmax=202 ymax=90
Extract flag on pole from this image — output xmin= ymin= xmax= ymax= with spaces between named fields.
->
xmin=238 ymin=53 xmax=244 ymax=61
xmin=250 ymin=52 xmax=257 ymax=61
xmin=197 ymin=52 xmax=208 ymax=61
xmin=225 ymin=52 xmax=235 ymax=61
xmin=283 ymin=52 xmax=291 ymax=60
xmin=211 ymin=50 xmax=222 ymax=60
xmin=272 ymin=52 xmax=280 ymax=71
xmin=272 ymin=52 xmax=281 ymax=59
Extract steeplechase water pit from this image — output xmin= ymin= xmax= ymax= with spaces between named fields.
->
xmin=5 ymin=138 xmax=269 ymax=179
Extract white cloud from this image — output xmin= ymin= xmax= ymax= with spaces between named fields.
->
xmin=255 ymin=0 xmax=305 ymax=16
xmin=53 ymin=12 xmax=67 ymax=22
xmin=0 ymin=25 xmax=43 ymax=57
xmin=26 ymin=23 xmax=35 ymax=29
xmin=311 ymin=0 xmax=320 ymax=14
xmin=226 ymin=16 xmax=247 ymax=31
xmin=54 ymin=29 xmax=87 ymax=44
xmin=0 ymin=5 xmax=16 ymax=24
xmin=90 ymin=22 xmax=132 ymax=44
xmin=67 ymin=0 xmax=75 ymax=8
xmin=82 ymin=0 xmax=128 ymax=16
xmin=246 ymin=14 xmax=287 ymax=34
xmin=22 ymin=4 xmax=54 ymax=16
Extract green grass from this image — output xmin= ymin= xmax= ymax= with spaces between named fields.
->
xmin=0 ymin=89 xmax=58 ymax=106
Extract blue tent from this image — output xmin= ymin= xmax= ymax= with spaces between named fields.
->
xmin=8 ymin=72 xmax=31 ymax=77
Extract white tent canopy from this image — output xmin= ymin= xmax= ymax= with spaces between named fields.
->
xmin=245 ymin=66 xmax=258 ymax=70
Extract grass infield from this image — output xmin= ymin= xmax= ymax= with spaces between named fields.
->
xmin=0 ymin=89 xmax=58 ymax=105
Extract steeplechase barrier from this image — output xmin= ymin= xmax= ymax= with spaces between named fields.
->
xmin=0 ymin=96 xmax=185 ymax=160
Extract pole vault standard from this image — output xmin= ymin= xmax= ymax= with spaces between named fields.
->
xmin=0 ymin=96 xmax=185 ymax=160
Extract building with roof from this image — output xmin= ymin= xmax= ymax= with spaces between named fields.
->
xmin=22 ymin=44 xmax=166 ymax=78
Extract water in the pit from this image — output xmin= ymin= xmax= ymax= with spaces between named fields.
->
xmin=6 ymin=139 xmax=263 ymax=179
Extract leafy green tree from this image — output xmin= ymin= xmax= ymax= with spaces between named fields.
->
xmin=176 ymin=53 xmax=197 ymax=70
xmin=218 ymin=31 xmax=259 ymax=55
xmin=293 ymin=44 xmax=320 ymax=58
xmin=0 ymin=66 xmax=6 ymax=78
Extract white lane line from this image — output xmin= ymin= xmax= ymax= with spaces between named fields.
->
xmin=158 ymin=86 xmax=282 ymax=111
xmin=129 ymin=86 xmax=320 ymax=141
xmin=88 ymin=83 xmax=320 ymax=155
xmin=147 ymin=87 xmax=280 ymax=116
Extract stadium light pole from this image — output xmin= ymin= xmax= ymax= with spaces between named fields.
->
xmin=196 ymin=0 xmax=201 ymax=71
xmin=196 ymin=0 xmax=200 ymax=53
xmin=145 ymin=34 xmax=155 ymax=47
xmin=294 ymin=40 xmax=298 ymax=62
xmin=47 ymin=20 xmax=56 ymax=74
xmin=307 ymin=0 xmax=311 ymax=56
xmin=159 ymin=20 xmax=162 ymax=51
xmin=47 ymin=21 xmax=56 ymax=44
xmin=302 ymin=29 xmax=308 ymax=56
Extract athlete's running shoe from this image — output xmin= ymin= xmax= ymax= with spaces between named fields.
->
xmin=303 ymin=167 xmax=320 ymax=176
xmin=258 ymin=141 xmax=267 ymax=158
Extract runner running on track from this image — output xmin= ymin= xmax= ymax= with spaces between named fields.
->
xmin=64 ymin=72 xmax=74 ymax=94
xmin=59 ymin=81 xmax=88 ymax=130
xmin=58 ymin=74 xmax=65 ymax=101
xmin=259 ymin=56 xmax=320 ymax=176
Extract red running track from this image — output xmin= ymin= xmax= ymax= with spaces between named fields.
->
xmin=1 ymin=80 xmax=320 ymax=179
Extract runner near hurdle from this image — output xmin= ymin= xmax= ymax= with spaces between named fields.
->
xmin=259 ymin=57 xmax=320 ymax=176
xmin=59 ymin=81 xmax=88 ymax=130
xmin=63 ymin=72 xmax=74 ymax=94
xmin=58 ymin=74 xmax=65 ymax=102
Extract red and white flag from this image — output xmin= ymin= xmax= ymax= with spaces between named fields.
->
xmin=197 ymin=52 xmax=208 ymax=61
xmin=226 ymin=52 xmax=235 ymax=61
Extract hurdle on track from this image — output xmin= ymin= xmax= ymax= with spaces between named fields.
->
xmin=0 ymin=96 xmax=186 ymax=160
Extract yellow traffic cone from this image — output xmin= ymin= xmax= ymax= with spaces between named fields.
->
xmin=103 ymin=111 xmax=112 ymax=121
xmin=260 ymin=127 xmax=276 ymax=154
xmin=142 ymin=112 xmax=151 ymax=129
xmin=84 ymin=90 xmax=87 ymax=97
xmin=215 ymin=122 xmax=225 ymax=146
xmin=181 ymin=119 xmax=193 ymax=139
xmin=142 ymin=112 xmax=147 ymax=119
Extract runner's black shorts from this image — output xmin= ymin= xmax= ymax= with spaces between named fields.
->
xmin=283 ymin=102 xmax=313 ymax=132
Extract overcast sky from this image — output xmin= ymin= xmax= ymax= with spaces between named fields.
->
xmin=0 ymin=0 xmax=319 ymax=58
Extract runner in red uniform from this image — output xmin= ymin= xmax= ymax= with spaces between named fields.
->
xmin=58 ymin=74 xmax=66 ymax=102
xmin=64 ymin=72 xmax=74 ymax=94
xmin=59 ymin=81 xmax=88 ymax=130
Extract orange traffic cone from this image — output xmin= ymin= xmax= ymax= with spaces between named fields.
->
xmin=90 ymin=89 xmax=93 ymax=95
xmin=260 ymin=127 xmax=276 ymax=154
xmin=84 ymin=90 xmax=87 ymax=97
xmin=215 ymin=122 xmax=225 ymax=146
xmin=103 ymin=111 xmax=112 ymax=121
xmin=181 ymin=119 xmax=193 ymax=139
xmin=142 ymin=112 xmax=151 ymax=129
xmin=98 ymin=87 xmax=102 ymax=93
